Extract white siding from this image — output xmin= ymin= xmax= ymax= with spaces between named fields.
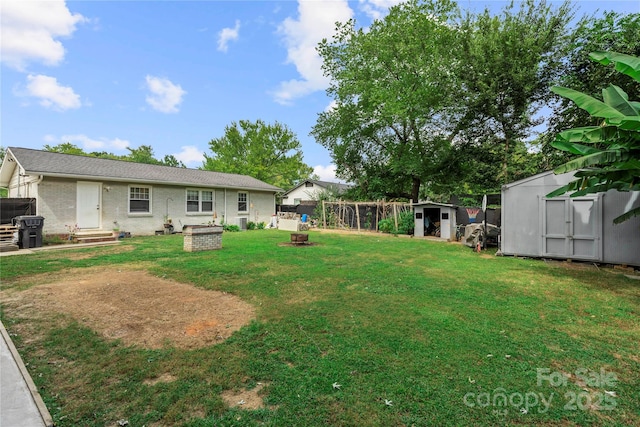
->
xmin=35 ymin=177 xmax=277 ymax=236
xmin=281 ymin=183 xmax=323 ymax=204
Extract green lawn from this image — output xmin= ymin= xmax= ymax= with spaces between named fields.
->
xmin=1 ymin=230 xmax=638 ymax=426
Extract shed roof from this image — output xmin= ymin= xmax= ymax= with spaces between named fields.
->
xmin=1 ymin=147 xmax=282 ymax=192
xmin=412 ymin=201 xmax=456 ymax=208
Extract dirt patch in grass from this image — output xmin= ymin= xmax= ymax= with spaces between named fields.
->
xmin=143 ymin=373 xmax=178 ymax=386
xmin=221 ymin=382 xmax=271 ymax=410
xmin=3 ymin=268 xmax=255 ymax=349
xmin=53 ymin=244 xmax=136 ymax=260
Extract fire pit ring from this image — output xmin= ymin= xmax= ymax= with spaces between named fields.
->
xmin=290 ymin=233 xmax=309 ymax=245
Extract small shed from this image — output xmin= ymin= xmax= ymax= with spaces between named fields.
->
xmin=412 ymin=202 xmax=457 ymax=240
xmin=501 ymin=171 xmax=640 ymax=267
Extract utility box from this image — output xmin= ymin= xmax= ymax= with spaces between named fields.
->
xmin=13 ymin=215 xmax=45 ymax=249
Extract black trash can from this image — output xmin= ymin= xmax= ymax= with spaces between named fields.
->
xmin=13 ymin=215 xmax=45 ymax=249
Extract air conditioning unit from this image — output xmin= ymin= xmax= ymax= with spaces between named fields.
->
xmin=238 ymin=217 xmax=247 ymax=230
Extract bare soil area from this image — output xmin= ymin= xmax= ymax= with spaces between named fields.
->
xmin=2 ymin=267 xmax=255 ymax=349
xmin=221 ymin=382 xmax=272 ymax=410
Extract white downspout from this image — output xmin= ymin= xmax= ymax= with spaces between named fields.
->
xmin=32 ymin=175 xmax=44 ymax=212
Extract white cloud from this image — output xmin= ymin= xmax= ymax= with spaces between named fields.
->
xmin=325 ymin=99 xmax=338 ymax=112
xmin=1 ymin=0 xmax=86 ymax=70
xmin=273 ymin=0 xmax=353 ymax=105
xmin=25 ymin=74 xmax=81 ymax=110
xmin=145 ymin=75 xmax=186 ymax=113
xmin=109 ymin=138 xmax=131 ymax=151
xmin=48 ymin=134 xmax=131 ymax=152
xmin=313 ymin=164 xmax=342 ymax=182
xmin=173 ymin=145 xmax=205 ymax=166
xmin=217 ymin=20 xmax=240 ymax=52
xmin=359 ymin=0 xmax=403 ymax=20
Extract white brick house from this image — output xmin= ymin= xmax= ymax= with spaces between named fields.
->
xmin=0 ymin=147 xmax=281 ymax=235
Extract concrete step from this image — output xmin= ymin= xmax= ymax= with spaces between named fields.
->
xmin=75 ymin=230 xmax=117 ymax=244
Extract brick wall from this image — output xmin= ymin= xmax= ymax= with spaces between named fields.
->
xmin=183 ymin=226 xmax=223 ymax=252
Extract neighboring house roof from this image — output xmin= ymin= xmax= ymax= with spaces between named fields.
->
xmin=281 ymin=179 xmax=351 ymax=197
xmin=0 ymin=147 xmax=282 ymax=192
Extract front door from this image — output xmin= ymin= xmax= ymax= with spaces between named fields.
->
xmin=77 ymin=181 xmax=101 ymax=229
xmin=542 ymin=197 xmax=601 ymax=261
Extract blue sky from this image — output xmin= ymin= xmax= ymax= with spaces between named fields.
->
xmin=2 ymin=1 xmax=639 ymax=182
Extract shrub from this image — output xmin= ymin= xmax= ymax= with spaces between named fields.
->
xmin=397 ymin=211 xmax=415 ymax=235
xmin=223 ymin=224 xmax=241 ymax=232
xmin=257 ymin=222 xmax=266 ymax=229
xmin=378 ymin=219 xmax=394 ymax=233
xmin=247 ymin=221 xmax=256 ymax=230
xmin=377 ymin=211 xmax=414 ymax=235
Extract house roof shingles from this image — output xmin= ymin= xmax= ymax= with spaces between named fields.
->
xmin=6 ymin=147 xmax=281 ymax=192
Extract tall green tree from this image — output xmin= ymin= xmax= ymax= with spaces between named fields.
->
xmin=203 ymin=119 xmax=313 ymax=189
xmin=125 ymin=145 xmax=185 ymax=167
xmin=312 ymin=0 xmax=460 ymax=202
xmin=540 ymin=11 xmax=640 ymax=169
xmin=547 ymin=51 xmax=640 ymax=223
xmin=43 ymin=143 xmax=185 ymax=167
xmin=456 ymin=0 xmax=574 ymax=184
xmin=43 ymin=142 xmax=87 ymax=155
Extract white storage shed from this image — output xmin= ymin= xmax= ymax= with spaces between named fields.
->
xmin=413 ymin=202 xmax=457 ymax=240
xmin=501 ymin=171 xmax=640 ymax=267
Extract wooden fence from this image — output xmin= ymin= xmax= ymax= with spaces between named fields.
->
xmin=321 ymin=200 xmax=412 ymax=232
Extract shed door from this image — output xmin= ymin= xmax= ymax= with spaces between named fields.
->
xmin=440 ymin=211 xmax=451 ymax=239
xmin=77 ymin=181 xmax=101 ymax=229
xmin=542 ymin=197 xmax=601 ymax=260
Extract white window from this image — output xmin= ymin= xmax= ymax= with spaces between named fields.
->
xmin=129 ymin=186 xmax=151 ymax=213
xmin=186 ymin=189 xmax=214 ymax=213
xmin=202 ymin=191 xmax=213 ymax=212
xmin=238 ymin=192 xmax=248 ymax=212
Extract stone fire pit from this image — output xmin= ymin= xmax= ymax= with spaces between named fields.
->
xmin=183 ymin=225 xmax=223 ymax=252
xmin=290 ymin=233 xmax=309 ymax=245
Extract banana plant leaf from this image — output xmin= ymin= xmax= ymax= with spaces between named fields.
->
xmin=550 ymin=141 xmax=601 ymax=155
xmin=574 ymin=168 xmax=634 ymax=177
xmin=590 ymin=51 xmax=640 ymax=82
xmin=569 ymin=181 xmax=630 ymax=196
xmin=553 ymin=150 xmax=627 ymax=174
xmin=614 ymin=206 xmax=640 ymax=224
xmin=553 ymin=126 xmax=622 ymax=144
xmin=602 ymin=85 xmax=639 ymax=117
xmin=551 ymin=86 xmax=626 ymax=119
xmin=609 ymin=116 xmax=640 ymax=131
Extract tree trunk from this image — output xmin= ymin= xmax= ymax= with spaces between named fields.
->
xmin=503 ymin=136 xmax=510 ymax=184
xmin=411 ymin=177 xmax=421 ymax=203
